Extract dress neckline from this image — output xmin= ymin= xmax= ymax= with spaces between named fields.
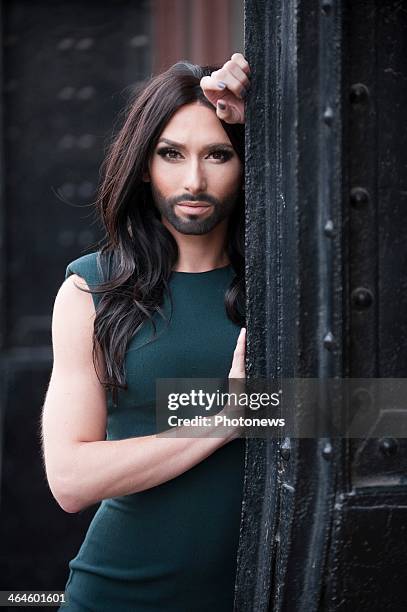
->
xmin=171 ymin=264 xmax=232 ymax=276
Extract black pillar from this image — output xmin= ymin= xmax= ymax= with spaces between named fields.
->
xmin=237 ymin=1 xmax=407 ymax=610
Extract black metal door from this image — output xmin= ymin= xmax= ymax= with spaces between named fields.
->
xmin=237 ymin=1 xmax=407 ymax=610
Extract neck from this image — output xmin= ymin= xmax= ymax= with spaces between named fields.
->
xmin=163 ymin=217 xmax=230 ymax=273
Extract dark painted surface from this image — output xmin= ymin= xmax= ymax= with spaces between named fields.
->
xmin=0 ymin=0 xmax=151 ymax=596
xmin=238 ymin=1 xmax=407 ymax=611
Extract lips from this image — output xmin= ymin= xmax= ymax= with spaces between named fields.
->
xmin=178 ymin=201 xmax=211 ymax=208
xmin=176 ymin=202 xmax=212 ymax=214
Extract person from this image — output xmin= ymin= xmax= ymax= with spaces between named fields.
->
xmin=41 ymin=51 xmax=251 ymax=611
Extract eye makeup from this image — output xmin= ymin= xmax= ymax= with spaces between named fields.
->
xmin=156 ymin=146 xmax=234 ymax=163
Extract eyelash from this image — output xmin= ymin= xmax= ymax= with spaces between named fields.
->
xmin=157 ymin=147 xmax=234 ymax=163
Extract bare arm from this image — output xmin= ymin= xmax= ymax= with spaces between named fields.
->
xmin=41 ymin=274 xmax=245 ymax=514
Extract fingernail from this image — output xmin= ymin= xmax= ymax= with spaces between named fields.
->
xmin=218 ymin=101 xmax=226 ymax=110
xmin=217 ymin=81 xmax=227 ymax=89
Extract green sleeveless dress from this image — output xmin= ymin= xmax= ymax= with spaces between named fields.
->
xmin=59 ymin=252 xmax=245 ymax=612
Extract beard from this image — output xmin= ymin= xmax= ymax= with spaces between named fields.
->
xmin=150 ymin=183 xmax=241 ymax=235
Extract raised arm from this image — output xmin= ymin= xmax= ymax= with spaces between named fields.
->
xmin=200 ymin=52 xmax=251 ymax=124
xmin=41 ymin=275 xmax=245 ymax=514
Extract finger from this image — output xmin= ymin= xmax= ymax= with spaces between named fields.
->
xmin=222 ymin=60 xmax=251 ymax=89
xmin=236 ymin=327 xmax=246 ymax=345
xmin=230 ymin=359 xmax=244 ymax=373
xmin=200 ymin=74 xmax=222 ymax=94
xmin=236 ymin=327 xmax=246 ymax=348
xmin=213 ymin=65 xmax=250 ymax=99
xmin=229 ymin=328 xmax=247 ymax=376
xmin=216 ymin=100 xmax=237 ymax=123
xmin=231 ymin=52 xmax=251 ymax=75
xmin=232 ymin=328 xmax=246 ymax=360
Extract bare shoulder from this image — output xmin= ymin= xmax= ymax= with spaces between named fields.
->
xmin=57 ymin=273 xmax=95 ymax=305
xmin=52 ymin=274 xmax=102 ymax=372
xmin=54 ymin=273 xmax=98 ymax=327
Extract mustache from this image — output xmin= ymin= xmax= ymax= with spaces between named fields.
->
xmin=171 ymin=194 xmax=219 ymax=207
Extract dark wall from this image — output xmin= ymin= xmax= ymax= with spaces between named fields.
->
xmin=0 ymin=0 xmax=151 ymax=596
xmin=237 ymin=1 xmax=407 ymax=611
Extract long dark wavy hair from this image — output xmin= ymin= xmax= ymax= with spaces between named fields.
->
xmin=79 ymin=61 xmax=246 ymax=405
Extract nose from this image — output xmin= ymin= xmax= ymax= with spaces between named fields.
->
xmin=183 ymin=158 xmax=207 ymax=195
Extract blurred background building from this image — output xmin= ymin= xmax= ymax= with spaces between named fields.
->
xmin=0 ymin=0 xmax=244 ymax=592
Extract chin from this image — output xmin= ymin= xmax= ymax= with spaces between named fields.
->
xmin=171 ymin=219 xmax=215 ymax=235
xmin=162 ymin=210 xmax=217 ymax=233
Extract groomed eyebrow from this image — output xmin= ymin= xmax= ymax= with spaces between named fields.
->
xmin=157 ymin=138 xmax=234 ymax=150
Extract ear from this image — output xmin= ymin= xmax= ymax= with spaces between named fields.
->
xmin=142 ymin=168 xmax=150 ymax=182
